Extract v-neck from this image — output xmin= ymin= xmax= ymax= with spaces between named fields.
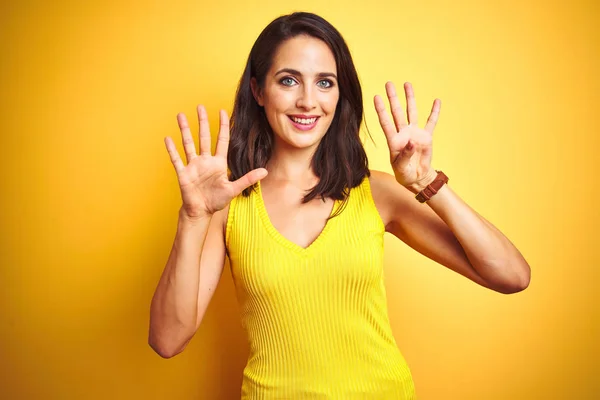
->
xmin=254 ymin=180 xmax=340 ymax=256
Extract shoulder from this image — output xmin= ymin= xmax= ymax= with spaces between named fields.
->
xmin=367 ymin=169 xmax=416 ymax=231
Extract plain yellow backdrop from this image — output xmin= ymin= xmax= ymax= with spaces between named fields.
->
xmin=1 ymin=0 xmax=598 ymax=399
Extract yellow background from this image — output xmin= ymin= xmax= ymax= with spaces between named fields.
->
xmin=1 ymin=0 xmax=598 ymax=399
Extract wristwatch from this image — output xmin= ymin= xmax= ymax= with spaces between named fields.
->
xmin=415 ymin=170 xmax=449 ymax=203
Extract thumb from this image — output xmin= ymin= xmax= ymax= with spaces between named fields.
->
xmin=231 ymin=168 xmax=268 ymax=197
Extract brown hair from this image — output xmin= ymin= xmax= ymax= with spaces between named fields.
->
xmin=228 ymin=12 xmax=372 ymax=214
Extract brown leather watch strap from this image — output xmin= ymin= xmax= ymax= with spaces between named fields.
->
xmin=415 ymin=170 xmax=449 ymax=203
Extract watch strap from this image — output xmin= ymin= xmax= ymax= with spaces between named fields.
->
xmin=415 ymin=170 xmax=449 ymax=203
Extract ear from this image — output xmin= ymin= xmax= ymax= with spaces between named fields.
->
xmin=250 ymin=77 xmax=264 ymax=107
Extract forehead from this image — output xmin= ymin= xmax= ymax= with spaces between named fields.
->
xmin=270 ymin=35 xmax=337 ymax=75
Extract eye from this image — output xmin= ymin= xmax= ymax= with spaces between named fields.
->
xmin=317 ymin=79 xmax=334 ymax=89
xmin=280 ymin=77 xmax=297 ymax=86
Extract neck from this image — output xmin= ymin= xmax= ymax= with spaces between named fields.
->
xmin=264 ymin=141 xmax=319 ymax=187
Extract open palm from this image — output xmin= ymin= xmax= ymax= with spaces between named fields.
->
xmin=164 ymin=105 xmax=267 ymax=219
xmin=374 ymin=82 xmax=441 ymax=192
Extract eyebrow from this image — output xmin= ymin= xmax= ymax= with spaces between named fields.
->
xmin=274 ymin=68 xmax=337 ymax=80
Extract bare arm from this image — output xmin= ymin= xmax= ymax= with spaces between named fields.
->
xmin=148 ymin=105 xmax=266 ymax=358
xmin=371 ymin=170 xmax=530 ymax=294
xmin=416 ymin=179 xmax=530 ymax=293
xmin=148 ymin=208 xmax=216 ymax=358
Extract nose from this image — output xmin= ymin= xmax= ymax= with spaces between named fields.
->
xmin=296 ymin=84 xmax=316 ymax=110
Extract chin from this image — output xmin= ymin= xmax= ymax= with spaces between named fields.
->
xmin=280 ymin=136 xmax=320 ymax=150
xmin=284 ymin=129 xmax=328 ymax=149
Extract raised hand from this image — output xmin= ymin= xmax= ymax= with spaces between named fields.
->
xmin=164 ymin=105 xmax=268 ymax=219
xmin=374 ymin=82 xmax=441 ymax=193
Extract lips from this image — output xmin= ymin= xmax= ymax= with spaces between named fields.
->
xmin=287 ymin=115 xmax=320 ymax=131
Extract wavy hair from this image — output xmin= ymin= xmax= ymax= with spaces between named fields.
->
xmin=228 ymin=12 xmax=372 ymax=215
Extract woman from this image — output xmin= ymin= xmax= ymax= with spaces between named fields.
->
xmin=149 ymin=12 xmax=531 ymax=399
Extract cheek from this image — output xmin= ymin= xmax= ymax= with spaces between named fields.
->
xmin=265 ymin=89 xmax=293 ymax=112
xmin=264 ymin=93 xmax=291 ymax=131
xmin=323 ymin=93 xmax=340 ymax=115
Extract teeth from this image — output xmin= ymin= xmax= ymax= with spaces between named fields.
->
xmin=291 ymin=116 xmax=317 ymax=125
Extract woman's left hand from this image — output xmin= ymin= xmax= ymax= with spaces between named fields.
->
xmin=374 ymin=81 xmax=441 ymax=193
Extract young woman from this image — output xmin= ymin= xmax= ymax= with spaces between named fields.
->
xmin=149 ymin=12 xmax=531 ymax=399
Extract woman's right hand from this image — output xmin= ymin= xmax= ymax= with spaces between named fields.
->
xmin=164 ymin=105 xmax=267 ymax=220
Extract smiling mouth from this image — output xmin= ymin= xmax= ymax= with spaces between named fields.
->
xmin=288 ymin=115 xmax=319 ymax=125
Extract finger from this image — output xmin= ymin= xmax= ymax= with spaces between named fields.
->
xmin=164 ymin=136 xmax=185 ymax=176
xmin=231 ymin=168 xmax=268 ymax=197
xmin=197 ymin=105 xmax=212 ymax=156
xmin=385 ymin=81 xmax=408 ymax=131
xmin=176 ymin=113 xmax=197 ymax=164
xmin=424 ymin=98 xmax=441 ymax=134
xmin=404 ymin=82 xmax=418 ymax=126
xmin=374 ymin=95 xmax=398 ymax=143
xmin=214 ymin=109 xmax=230 ymax=158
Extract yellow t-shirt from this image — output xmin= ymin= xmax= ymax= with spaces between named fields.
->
xmin=226 ymin=175 xmax=416 ymax=399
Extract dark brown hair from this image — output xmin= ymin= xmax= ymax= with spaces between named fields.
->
xmin=228 ymin=12 xmax=371 ymax=214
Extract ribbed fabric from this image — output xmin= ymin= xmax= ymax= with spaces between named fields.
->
xmin=226 ymin=176 xmax=416 ymax=399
